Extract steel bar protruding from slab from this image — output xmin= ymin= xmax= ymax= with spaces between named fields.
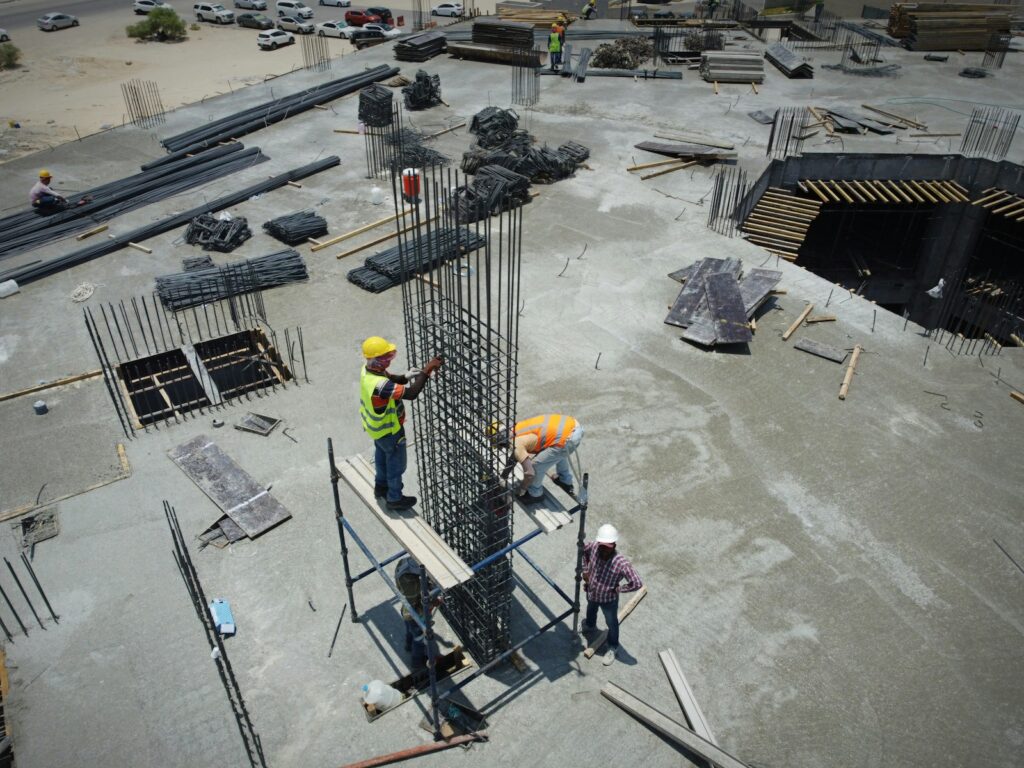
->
xmin=5 ymin=557 xmax=44 ymax=630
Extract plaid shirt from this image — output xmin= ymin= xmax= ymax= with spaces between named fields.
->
xmin=583 ymin=541 xmax=642 ymax=603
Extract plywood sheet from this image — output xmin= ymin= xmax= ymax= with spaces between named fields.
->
xmin=738 ymin=268 xmax=783 ymax=314
xmin=794 ymin=338 xmax=848 ymax=363
xmin=665 ymin=258 xmax=732 ymax=328
xmin=705 ymin=272 xmax=753 ymax=344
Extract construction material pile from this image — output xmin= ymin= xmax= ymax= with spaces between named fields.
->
xmin=385 ymin=128 xmax=450 ymax=169
xmin=156 ymin=249 xmax=309 ymax=311
xmin=471 ymin=18 xmax=534 ymax=48
xmin=184 ymin=214 xmax=253 ymax=253
xmin=496 ymin=4 xmax=577 ymax=27
xmin=453 ymin=165 xmax=532 ymax=222
xmin=359 ymin=84 xmax=394 ymax=127
xmin=402 ymin=70 xmax=443 ymax=111
xmin=394 ymin=30 xmax=448 ymax=62
xmin=262 ymin=211 xmax=328 ymax=245
xmin=682 ymin=30 xmax=723 ymax=52
xmin=183 ymin=255 xmax=215 ymax=271
xmin=347 ymin=227 xmax=486 ymax=292
xmin=764 ymin=43 xmax=813 ymax=78
xmin=462 ymin=109 xmax=588 ymax=184
xmin=664 ymin=258 xmax=782 ymax=348
xmin=887 ymin=3 xmax=1012 ymax=50
xmin=591 ymin=37 xmax=653 ymax=69
xmin=158 ymin=65 xmax=398 ymax=157
xmin=470 ymin=106 xmax=521 ymax=148
xmin=700 ymin=51 xmax=764 ymax=83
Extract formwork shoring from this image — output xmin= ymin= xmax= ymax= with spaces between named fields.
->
xmin=393 ymin=166 xmax=523 ymax=663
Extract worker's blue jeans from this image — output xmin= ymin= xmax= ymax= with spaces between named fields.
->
xmin=583 ymin=594 xmax=619 ymax=649
xmin=526 ymin=425 xmax=583 ymax=498
xmin=549 ymin=51 xmax=561 ymax=69
xmin=404 ymin=616 xmax=437 ymax=668
xmin=374 ymin=428 xmax=407 ymax=503
xmin=33 ymin=194 xmax=65 ymax=214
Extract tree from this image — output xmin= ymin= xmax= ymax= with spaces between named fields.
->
xmin=0 ymin=42 xmax=21 ymax=69
xmin=126 ymin=7 xmax=187 ymax=41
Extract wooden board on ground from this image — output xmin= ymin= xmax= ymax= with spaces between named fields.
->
xmin=584 ymin=585 xmax=647 ymax=658
xmin=668 ymin=263 xmax=697 ymax=284
xmin=634 ymin=141 xmax=736 ymax=160
xmin=705 ymin=272 xmax=753 ymax=344
xmin=738 ymin=269 xmax=783 ymax=314
xmin=794 ymin=338 xmax=848 ymax=364
xmin=601 ymin=682 xmax=751 ymax=768
xmin=337 ymin=455 xmax=473 ymax=590
xmin=516 ymin=487 xmax=573 ymax=533
xmin=169 ymin=435 xmax=291 ymax=539
xmin=658 ymin=649 xmax=717 ymax=744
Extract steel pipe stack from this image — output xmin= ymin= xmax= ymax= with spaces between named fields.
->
xmin=700 ymin=51 xmax=765 ymax=83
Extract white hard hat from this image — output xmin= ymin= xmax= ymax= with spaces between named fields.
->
xmin=595 ymin=524 xmax=619 ymax=545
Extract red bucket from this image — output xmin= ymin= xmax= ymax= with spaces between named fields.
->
xmin=401 ymin=168 xmax=421 ymax=199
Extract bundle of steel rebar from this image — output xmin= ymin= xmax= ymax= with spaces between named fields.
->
xmin=160 ymin=65 xmax=398 ymax=153
xmin=470 ymin=106 xmax=521 ymax=148
xmin=155 ymin=249 xmax=308 ymax=310
xmin=5 ymin=156 xmax=340 ymax=285
xmin=453 ymin=165 xmax=531 ymax=222
xmin=471 ymin=18 xmax=534 ymax=48
xmin=402 ymin=70 xmax=443 ymax=111
xmin=558 ymin=140 xmax=590 ymax=164
xmin=347 ymin=265 xmax=400 ymax=293
xmin=0 ymin=144 xmax=266 ymax=261
xmin=183 ymin=255 xmax=215 ymax=271
xmin=359 ymin=83 xmax=395 ymax=128
xmin=364 ymin=227 xmax=486 ymax=279
xmin=394 ymin=30 xmax=448 ymax=62
xmin=574 ymin=47 xmax=593 ymax=82
xmin=263 ymin=210 xmax=328 ymax=245
xmin=184 ymin=214 xmax=253 ymax=252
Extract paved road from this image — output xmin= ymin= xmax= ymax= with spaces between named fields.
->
xmin=1 ymin=0 xmax=133 ymax=31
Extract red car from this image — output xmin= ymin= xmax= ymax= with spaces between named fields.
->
xmin=344 ymin=9 xmax=381 ymax=24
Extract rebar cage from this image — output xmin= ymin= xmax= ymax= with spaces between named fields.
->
xmin=391 ymin=165 xmax=524 ymax=663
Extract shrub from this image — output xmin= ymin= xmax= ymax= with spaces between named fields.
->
xmin=126 ymin=7 xmax=188 ymax=41
xmin=0 ymin=42 xmax=21 ymax=69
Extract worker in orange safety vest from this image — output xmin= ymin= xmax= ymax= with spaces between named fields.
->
xmin=492 ymin=414 xmax=583 ymax=504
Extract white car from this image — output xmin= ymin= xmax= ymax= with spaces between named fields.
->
xmin=276 ymin=0 xmax=313 ymax=18
xmin=361 ymin=21 xmax=400 ymax=37
xmin=258 ymin=28 xmax=294 ymax=47
xmin=278 ymin=14 xmax=313 ymax=32
xmin=318 ymin=0 xmax=350 ymax=6
xmin=133 ymin=0 xmax=172 ymax=13
xmin=430 ymin=2 xmax=461 ymax=16
xmin=194 ymin=2 xmax=235 ymax=21
xmin=0 ymin=28 xmax=9 ymax=42
xmin=315 ymin=20 xmax=349 ymax=36
xmin=235 ymin=0 xmax=267 ymax=9
xmin=37 ymin=12 xmax=79 ymax=30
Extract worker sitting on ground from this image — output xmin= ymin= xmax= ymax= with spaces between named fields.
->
xmin=30 ymin=169 xmax=85 ymax=214
xmin=548 ymin=23 xmax=562 ymax=71
xmin=395 ymin=556 xmax=441 ymax=669
xmin=493 ymin=413 xmax=583 ymax=504
xmin=581 ymin=523 xmax=643 ymax=666
xmin=581 ymin=0 xmax=596 ymax=20
xmin=359 ymin=336 xmax=443 ymax=511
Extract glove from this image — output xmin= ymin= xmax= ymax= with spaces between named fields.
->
xmin=424 ymin=356 xmax=444 ymax=375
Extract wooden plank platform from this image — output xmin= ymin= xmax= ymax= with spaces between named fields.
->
xmin=169 ymin=435 xmax=291 ymax=539
xmin=516 ymin=487 xmax=573 ymax=533
xmin=337 ymin=455 xmax=473 ymax=590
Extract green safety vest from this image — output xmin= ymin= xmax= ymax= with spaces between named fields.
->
xmin=549 ymin=31 xmax=561 ymax=52
xmin=360 ymin=367 xmax=401 ymax=440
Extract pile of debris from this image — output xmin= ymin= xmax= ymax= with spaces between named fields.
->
xmin=347 ymin=227 xmax=487 ymax=292
xmin=591 ymin=37 xmax=654 ymax=69
xmin=402 ymin=70 xmax=443 ymax=111
xmin=394 ymin=30 xmax=447 ymax=62
xmin=184 ymin=213 xmax=252 ymax=253
xmin=682 ymin=29 xmax=724 ymax=52
xmin=700 ymin=51 xmax=764 ymax=83
xmin=664 ymin=258 xmax=782 ymax=348
xmin=263 ymin=210 xmax=328 ymax=245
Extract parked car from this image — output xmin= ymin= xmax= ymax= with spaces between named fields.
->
xmin=277 ymin=14 xmax=313 ymax=32
xmin=194 ymin=2 xmax=235 ymax=22
xmin=238 ymin=11 xmax=273 ymax=27
xmin=0 ymin=28 xmax=9 ymax=42
xmin=366 ymin=6 xmax=392 ymax=23
xmin=276 ymin=0 xmax=313 ymax=17
xmin=37 ymin=12 xmax=79 ymax=30
xmin=315 ymin=19 xmax=349 ymax=36
xmin=361 ymin=21 xmax=400 ymax=37
xmin=349 ymin=27 xmax=385 ymax=43
xmin=344 ymin=9 xmax=380 ymax=25
xmin=257 ymin=27 xmax=294 ymax=47
xmin=653 ymin=8 xmax=674 ymax=18
xmin=134 ymin=0 xmax=173 ymax=14
xmin=430 ymin=2 xmax=461 ymax=17
xmin=235 ymin=0 xmax=267 ymax=8
xmin=319 ymin=0 xmax=350 ymax=6
xmin=628 ymin=7 xmax=648 ymax=19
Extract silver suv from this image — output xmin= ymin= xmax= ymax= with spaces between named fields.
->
xmin=194 ymin=2 xmax=235 ymax=22
xmin=235 ymin=0 xmax=267 ymax=9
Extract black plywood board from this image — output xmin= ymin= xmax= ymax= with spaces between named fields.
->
xmin=705 ymin=272 xmax=753 ymax=344
xmin=739 ymin=268 xmax=783 ymax=315
xmin=634 ymin=142 xmax=736 ymax=159
xmin=169 ymin=435 xmax=291 ymax=539
xmin=668 ymin=263 xmax=697 ymax=284
xmin=665 ymin=258 xmax=727 ymax=328
xmin=794 ymin=338 xmax=848 ymax=363
xmin=680 ymin=320 xmax=718 ymax=346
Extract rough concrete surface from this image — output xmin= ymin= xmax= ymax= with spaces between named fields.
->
xmin=0 ymin=13 xmax=1022 ymax=768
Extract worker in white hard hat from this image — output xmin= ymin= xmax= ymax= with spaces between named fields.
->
xmin=581 ymin=523 xmax=643 ymax=666
xmin=359 ymin=336 xmax=443 ymax=511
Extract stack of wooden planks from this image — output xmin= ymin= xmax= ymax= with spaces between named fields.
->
xmin=799 ymin=178 xmax=969 ymax=204
xmin=496 ymin=4 xmax=577 ymax=26
xmin=887 ymin=3 xmax=1013 ymax=51
xmin=740 ymin=187 xmax=821 ymax=260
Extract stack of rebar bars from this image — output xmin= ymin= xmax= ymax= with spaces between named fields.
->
xmin=155 ymin=249 xmax=309 ymax=311
xmin=394 ymin=30 xmax=448 ymax=61
xmin=263 ymin=211 xmax=328 ymax=245
xmin=184 ymin=214 xmax=253 ymax=253
xmin=347 ymin=227 xmax=486 ymax=292
xmin=471 ymin=18 xmax=534 ymax=48
xmin=453 ymin=165 xmax=531 ymax=222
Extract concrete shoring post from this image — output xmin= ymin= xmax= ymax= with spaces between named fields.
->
xmin=328 ymin=438 xmax=360 ymax=622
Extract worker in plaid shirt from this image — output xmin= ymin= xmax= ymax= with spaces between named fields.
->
xmin=581 ymin=523 xmax=643 ymax=666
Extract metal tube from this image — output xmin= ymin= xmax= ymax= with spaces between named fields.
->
xmin=329 ymin=438 xmax=360 ymax=622
xmin=19 ymin=552 xmax=58 ymax=624
xmin=0 ymin=580 xmax=28 ymax=636
xmin=5 ymin=557 xmax=45 ymax=630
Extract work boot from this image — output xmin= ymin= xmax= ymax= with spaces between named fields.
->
xmin=374 ymin=485 xmax=387 ymax=499
xmin=550 ymin=475 xmax=575 ymax=497
xmin=386 ymin=495 xmax=417 ymax=511
xmin=518 ymin=492 xmax=545 ymax=506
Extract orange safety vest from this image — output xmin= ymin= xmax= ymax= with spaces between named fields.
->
xmin=514 ymin=414 xmax=577 ymax=453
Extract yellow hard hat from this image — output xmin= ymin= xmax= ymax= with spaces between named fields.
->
xmin=39 ymin=169 xmax=52 ymax=179
xmin=362 ymin=336 xmax=396 ymax=358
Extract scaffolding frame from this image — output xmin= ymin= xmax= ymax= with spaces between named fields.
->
xmin=327 ymin=438 xmax=588 ymax=740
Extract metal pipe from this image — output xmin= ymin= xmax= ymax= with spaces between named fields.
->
xmin=5 ymin=557 xmax=45 ymax=630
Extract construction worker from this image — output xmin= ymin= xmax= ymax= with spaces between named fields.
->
xmin=548 ymin=23 xmax=562 ymax=71
xmin=395 ymin=557 xmax=439 ymax=669
xmin=495 ymin=413 xmax=583 ymax=504
xmin=581 ymin=0 xmax=596 ymax=20
xmin=553 ymin=16 xmax=566 ymax=46
xmin=359 ymin=336 xmax=443 ymax=511
xmin=30 ymin=169 xmax=84 ymax=214
xmin=581 ymin=523 xmax=643 ymax=666
xmin=557 ymin=12 xmax=568 ymax=42
xmin=705 ymin=0 xmax=719 ymax=19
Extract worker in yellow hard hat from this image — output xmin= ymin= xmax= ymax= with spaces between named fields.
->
xmin=359 ymin=336 xmax=443 ymax=511
xmin=30 ymin=168 xmax=88 ymax=214
xmin=548 ymin=22 xmax=563 ymax=70
xmin=581 ymin=0 xmax=596 ymax=21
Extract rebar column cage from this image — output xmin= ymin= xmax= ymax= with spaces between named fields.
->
xmin=960 ymin=107 xmax=1020 ymax=161
xmin=391 ymin=164 xmax=524 ymax=664
xmin=301 ymin=32 xmax=332 ymax=72
xmin=707 ymin=165 xmax=753 ymax=236
xmin=121 ymin=79 xmax=166 ymax=128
